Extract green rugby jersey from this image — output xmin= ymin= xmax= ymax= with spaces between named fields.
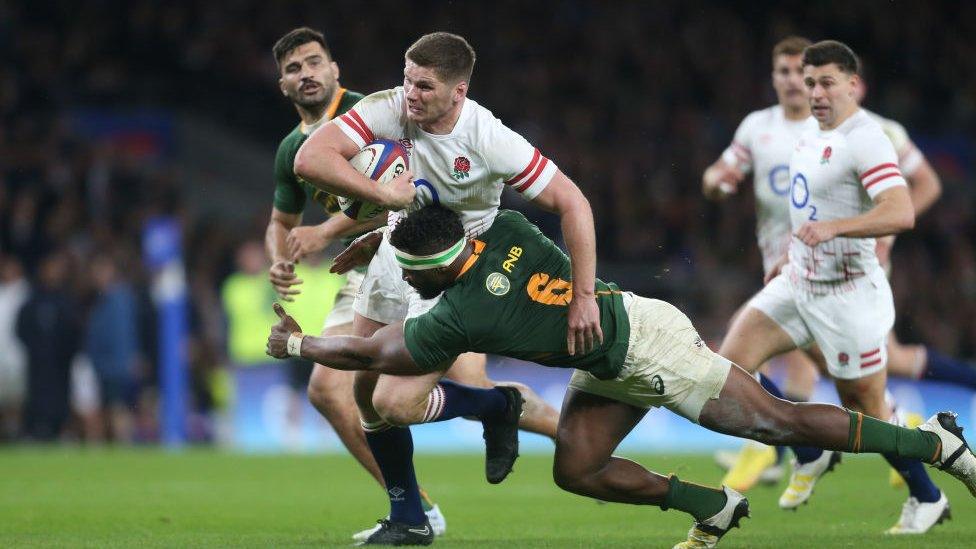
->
xmin=404 ymin=210 xmax=630 ymax=380
xmin=273 ymin=88 xmax=365 ymax=216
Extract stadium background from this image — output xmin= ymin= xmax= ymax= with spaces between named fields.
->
xmin=1 ymin=0 xmax=975 ymax=454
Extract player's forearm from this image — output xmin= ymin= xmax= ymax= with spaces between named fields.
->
xmin=294 ymin=140 xmax=389 ymax=207
xmin=560 ymin=194 xmax=598 ymax=296
xmin=296 ymin=334 xmax=425 ymax=375
xmin=265 ymin=219 xmax=293 ymax=263
xmin=906 ymin=162 xmax=941 ymax=217
xmin=325 ymin=212 xmax=387 ymax=238
xmin=831 ymin=193 xmax=915 ymax=238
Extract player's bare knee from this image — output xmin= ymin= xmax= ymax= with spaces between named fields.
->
xmin=371 ymin=391 xmax=424 ymax=427
xmin=306 ymin=367 xmax=349 ymax=413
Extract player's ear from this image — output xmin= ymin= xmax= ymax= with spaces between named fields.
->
xmin=331 ymin=61 xmax=340 ymax=80
xmin=279 ymin=77 xmax=287 ymax=97
xmin=454 ymin=80 xmax=468 ymax=100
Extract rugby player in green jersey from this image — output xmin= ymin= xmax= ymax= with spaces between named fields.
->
xmin=267 ymin=206 xmax=976 ymax=548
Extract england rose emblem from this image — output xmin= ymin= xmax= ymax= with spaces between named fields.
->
xmin=452 ymin=156 xmax=471 ymax=180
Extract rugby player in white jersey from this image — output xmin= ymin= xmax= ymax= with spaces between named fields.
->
xmin=716 ymin=40 xmax=952 ymax=534
xmin=703 ymin=37 xmax=821 ymax=491
xmin=293 ymin=32 xmax=600 ymax=545
xmin=705 ymin=38 xmax=975 ymax=500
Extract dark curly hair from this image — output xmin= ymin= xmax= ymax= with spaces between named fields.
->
xmin=389 ymin=206 xmax=464 ymax=256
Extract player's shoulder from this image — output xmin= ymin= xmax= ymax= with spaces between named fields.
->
xmin=337 ymin=89 xmax=366 ymax=113
xmin=275 ymin=123 xmax=305 ymax=158
xmin=861 ymin=108 xmax=909 ymax=145
xmin=355 ymin=87 xmax=403 ymax=109
xmin=464 ymin=97 xmax=520 ymax=144
xmin=488 ymin=209 xmax=536 ymax=233
xmin=740 ymin=105 xmax=779 ymax=129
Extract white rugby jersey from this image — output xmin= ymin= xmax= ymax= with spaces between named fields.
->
xmin=786 ymin=109 xmax=907 ymax=289
xmin=862 ymin=108 xmax=925 ymax=177
xmin=722 ymin=106 xmax=818 ymax=274
xmin=333 ymin=87 xmax=558 ymax=236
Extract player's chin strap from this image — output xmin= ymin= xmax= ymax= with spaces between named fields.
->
xmin=393 ymin=237 xmax=467 ymax=271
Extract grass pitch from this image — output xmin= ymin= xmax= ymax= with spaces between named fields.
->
xmin=1 ymin=448 xmax=973 ymax=547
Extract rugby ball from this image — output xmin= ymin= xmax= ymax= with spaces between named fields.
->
xmin=339 ymin=139 xmax=410 ymax=221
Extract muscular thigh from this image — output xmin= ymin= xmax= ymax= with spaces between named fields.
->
xmin=373 ymin=369 xmax=445 ymax=415
xmin=443 ymin=353 xmax=490 ymax=388
xmin=719 ymin=304 xmax=799 ymax=374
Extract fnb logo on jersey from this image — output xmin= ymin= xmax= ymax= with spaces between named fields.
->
xmin=502 ymin=246 xmax=523 ymax=273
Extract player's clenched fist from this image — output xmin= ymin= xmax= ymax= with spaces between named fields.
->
xmin=269 ymin=260 xmax=303 ymax=302
xmin=795 ymin=220 xmax=838 ymax=247
xmin=380 ymin=169 xmax=417 ymax=210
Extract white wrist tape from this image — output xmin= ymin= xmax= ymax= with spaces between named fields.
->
xmin=286 ymin=332 xmax=305 ymax=357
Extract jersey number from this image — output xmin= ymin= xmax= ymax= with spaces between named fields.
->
xmin=526 ymin=273 xmax=573 ymax=306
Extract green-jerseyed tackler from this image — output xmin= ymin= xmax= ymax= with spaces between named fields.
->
xmin=403 ymin=210 xmax=630 ymax=380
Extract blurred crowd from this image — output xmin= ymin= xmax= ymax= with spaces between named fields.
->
xmin=1 ymin=0 xmax=974 ymax=443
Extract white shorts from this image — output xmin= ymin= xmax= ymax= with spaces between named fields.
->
xmin=748 ymin=266 xmax=894 ymax=380
xmin=352 ymin=232 xmax=440 ymax=325
xmin=321 ymin=269 xmax=365 ymax=331
xmin=569 ymin=296 xmax=732 ymax=422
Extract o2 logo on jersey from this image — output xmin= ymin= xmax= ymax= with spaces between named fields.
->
xmin=790 ymin=173 xmax=818 ymax=220
xmin=767 ymin=165 xmax=791 ymax=196
xmin=411 ymin=178 xmax=441 ymax=208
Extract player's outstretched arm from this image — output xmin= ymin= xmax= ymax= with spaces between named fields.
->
xmin=531 ymin=170 xmax=602 ymax=355
xmin=294 ymin=122 xmax=415 ymax=209
xmin=286 ymin=211 xmax=386 ymax=262
xmin=266 ymin=303 xmax=426 ymax=375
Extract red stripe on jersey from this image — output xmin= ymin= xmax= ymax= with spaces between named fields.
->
xmin=864 ymin=172 xmax=900 ymax=190
xmin=340 ymin=113 xmax=370 ymax=143
xmin=861 ymin=358 xmax=883 ymax=369
xmin=860 ymin=162 xmax=898 ymax=180
xmin=732 ymin=141 xmax=752 ymax=159
xmin=349 ymin=109 xmax=376 ymax=142
xmin=515 ymin=156 xmax=549 ymax=193
xmin=506 ymin=149 xmax=541 ymax=186
xmin=860 ymin=348 xmax=880 ymax=359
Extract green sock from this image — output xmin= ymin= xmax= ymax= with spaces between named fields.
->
xmin=663 ymin=475 xmax=727 ymax=522
xmin=847 ymin=411 xmax=941 ymax=463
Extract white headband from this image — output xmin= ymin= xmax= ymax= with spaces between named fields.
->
xmin=393 ymin=238 xmax=467 ymax=270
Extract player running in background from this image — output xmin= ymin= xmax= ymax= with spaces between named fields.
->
xmin=266 ymin=205 xmax=976 ymax=549
xmin=717 ymin=40 xmax=953 ymax=534
xmin=293 ymin=32 xmax=580 ymax=545
xmin=703 ymin=37 xmax=976 ymax=497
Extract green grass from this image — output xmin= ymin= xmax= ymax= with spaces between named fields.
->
xmin=0 ymin=448 xmax=972 ymax=547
